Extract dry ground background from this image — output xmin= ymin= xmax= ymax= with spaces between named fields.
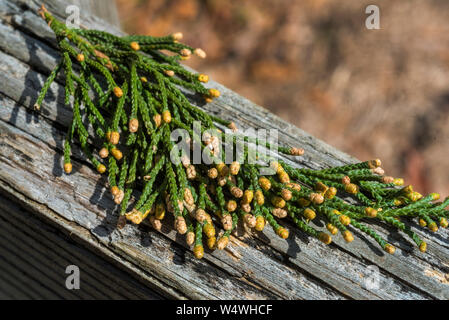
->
xmin=116 ymin=0 xmax=449 ymax=198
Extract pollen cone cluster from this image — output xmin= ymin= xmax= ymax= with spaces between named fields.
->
xmin=36 ymin=6 xmax=448 ymax=259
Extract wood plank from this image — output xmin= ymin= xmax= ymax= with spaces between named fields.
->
xmin=0 ymin=0 xmax=448 ymax=299
xmin=0 ymin=181 xmax=187 ymax=300
xmin=0 ymin=194 xmax=164 ymax=299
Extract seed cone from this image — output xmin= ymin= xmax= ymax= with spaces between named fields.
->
xmin=64 ymin=163 xmax=72 ymax=174
xmin=193 ymin=245 xmax=204 ymax=259
xmin=217 ymin=236 xmax=229 ymax=250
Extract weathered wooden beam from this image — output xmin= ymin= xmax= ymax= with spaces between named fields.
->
xmin=0 ymin=193 xmax=165 ymax=299
xmin=0 ymin=0 xmax=448 ymax=300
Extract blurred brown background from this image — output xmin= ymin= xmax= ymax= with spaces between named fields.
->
xmin=116 ymin=0 xmax=449 ymax=198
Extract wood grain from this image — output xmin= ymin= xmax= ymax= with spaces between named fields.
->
xmin=0 ymin=0 xmax=448 ymax=299
xmin=0 ymin=193 xmax=164 ymax=299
